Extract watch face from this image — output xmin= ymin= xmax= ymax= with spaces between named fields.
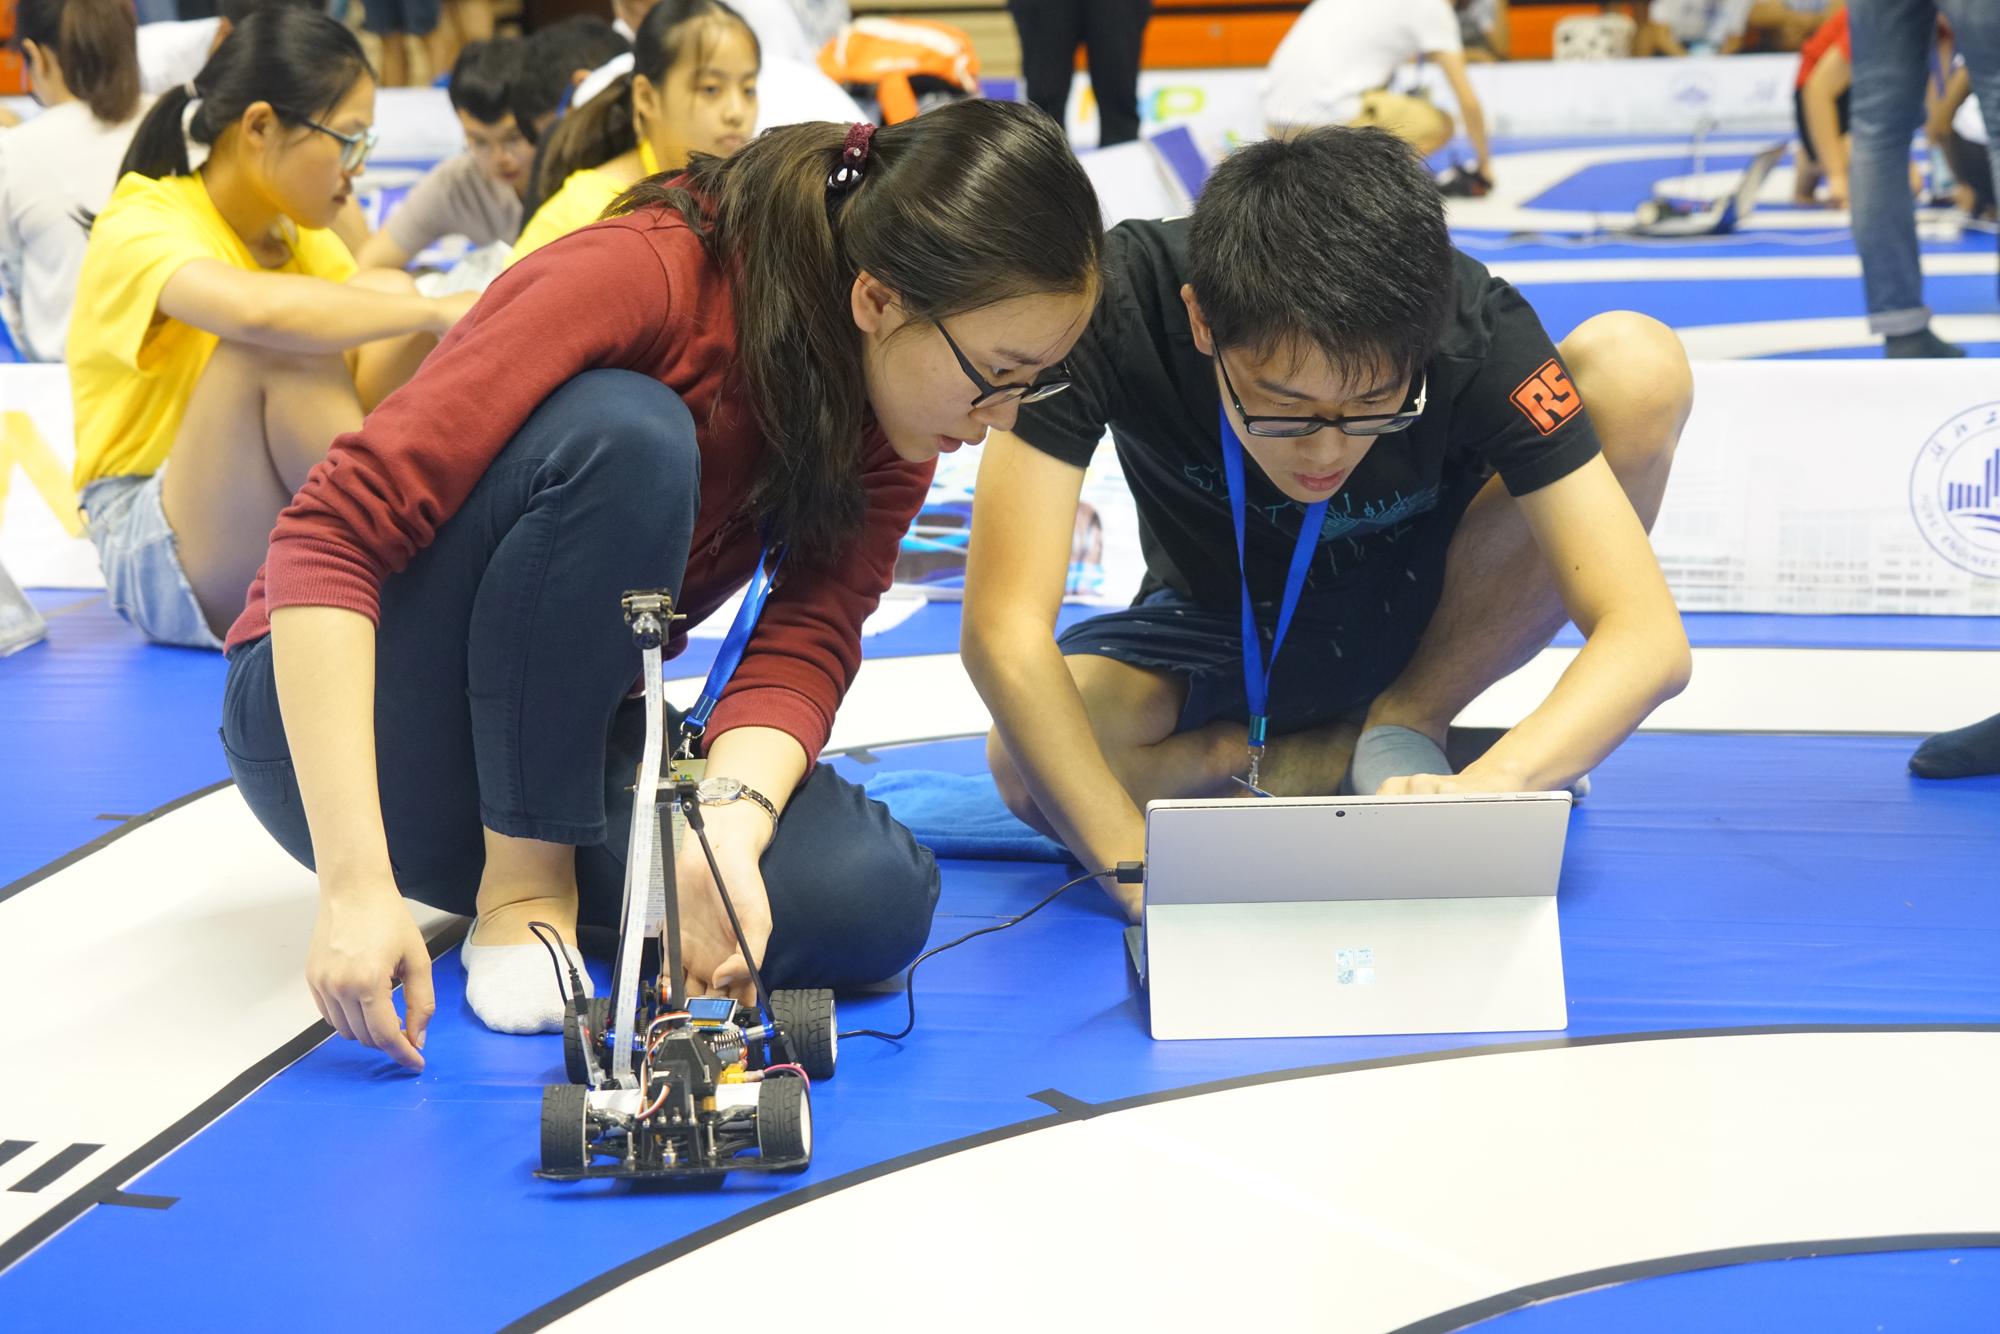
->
xmin=697 ymin=776 xmax=744 ymax=802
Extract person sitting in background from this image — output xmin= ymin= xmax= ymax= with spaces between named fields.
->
xmin=1929 ymin=61 xmax=1994 ymax=218
xmin=1 ymin=0 xmax=151 ymax=363
xmin=1792 ymin=6 xmax=1852 ymax=204
xmin=510 ymin=0 xmax=757 ymax=263
xmin=67 ymin=9 xmax=472 ymax=649
xmin=1263 ymin=0 xmax=1494 ymax=192
xmin=1638 ymin=0 xmax=1752 ymax=55
xmin=135 ymin=0 xmax=315 ymax=95
xmin=506 ymin=16 xmax=630 ymax=146
xmin=356 ymin=39 xmax=528 ymax=270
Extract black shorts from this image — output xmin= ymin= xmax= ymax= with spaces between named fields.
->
xmin=1793 ymin=85 xmax=1852 ymax=165
xmin=360 ymin=0 xmax=439 ymax=35
xmin=1057 ymin=470 xmax=1486 ymax=736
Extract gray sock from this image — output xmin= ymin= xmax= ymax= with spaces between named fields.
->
xmin=1347 ymin=724 xmax=1452 ymax=796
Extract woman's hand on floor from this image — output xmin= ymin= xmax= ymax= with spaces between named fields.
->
xmin=306 ymin=882 xmax=435 ymax=1070
xmin=674 ymin=802 xmax=775 ymax=1006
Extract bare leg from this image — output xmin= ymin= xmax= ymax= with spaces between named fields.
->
xmin=380 ymin=31 xmax=409 ymax=88
xmin=471 ymin=828 xmax=579 ymax=945
xmin=347 ymin=268 xmax=441 ymax=411
xmin=988 ymin=654 xmax=1363 ymax=842
xmin=1361 ymin=311 xmax=1694 ymax=748
xmin=1794 ymin=140 xmax=1823 ymax=205
xmin=160 ymin=340 xmax=366 ymax=637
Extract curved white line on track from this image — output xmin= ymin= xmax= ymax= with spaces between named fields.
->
xmin=547 ymin=1031 xmax=2000 ymax=1333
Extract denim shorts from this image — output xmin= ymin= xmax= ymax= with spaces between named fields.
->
xmin=79 ymin=472 xmax=224 ymax=651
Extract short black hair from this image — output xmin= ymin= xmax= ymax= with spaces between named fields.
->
xmin=1187 ymin=127 xmax=1456 ymax=386
xmin=510 ymin=17 xmax=630 ymax=137
xmin=449 ymin=37 xmax=519 ymax=123
xmin=217 ymin=0 xmax=315 ymax=28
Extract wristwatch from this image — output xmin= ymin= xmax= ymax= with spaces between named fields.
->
xmin=694 ymin=776 xmax=779 ymax=826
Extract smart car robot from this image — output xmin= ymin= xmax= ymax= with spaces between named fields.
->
xmin=534 ymin=589 xmax=838 ymax=1182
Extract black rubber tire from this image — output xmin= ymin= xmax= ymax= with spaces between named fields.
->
xmin=756 ymin=1075 xmax=811 ymax=1163
xmin=767 ymin=988 xmax=837 ymax=1080
xmin=563 ymin=997 xmax=610 ymax=1084
xmin=541 ymin=1083 xmax=589 ymax=1174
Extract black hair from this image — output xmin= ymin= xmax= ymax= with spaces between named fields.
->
xmin=609 ymin=100 xmax=1103 ymax=562
xmin=118 ymin=8 xmax=372 ymax=182
xmin=14 ymin=0 xmax=140 ymax=125
xmin=531 ymin=0 xmax=756 ymax=204
xmin=449 ymin=37 xmax=520 ymax=125
xmin=1187 ymin=127 xmax=1456 ymax=387
xmin=509 ymin=17 xmax=630 ymax=143
xmin=217 ymin=0 xmax=316 ymax=27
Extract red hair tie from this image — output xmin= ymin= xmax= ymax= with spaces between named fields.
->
xmin=828 ymin=121 xmax=876 ymax=194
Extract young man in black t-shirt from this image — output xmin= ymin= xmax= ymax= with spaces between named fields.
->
xmin=961 ymin=128 xmax=1694 ymax=920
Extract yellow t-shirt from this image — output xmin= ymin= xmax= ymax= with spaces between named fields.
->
xmin=507 ymin=169 xmax=626 ymax=266
xmin=68 ymin=172 xmax=358 ymax=488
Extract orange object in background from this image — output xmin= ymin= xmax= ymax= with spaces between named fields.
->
xmin=820 ymin=17 xmax=981 ymax=124
xmin=1133 ymin=0 xmax=1609 ymax=69
xmin=1 ymin=0 xmax=27 ymax=96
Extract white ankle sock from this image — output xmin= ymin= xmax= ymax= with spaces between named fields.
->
xmin=461 ymin=918 xmax=593 ymax=1035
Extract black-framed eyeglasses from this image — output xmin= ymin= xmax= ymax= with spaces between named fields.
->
xmin=1217 ymin=352 xmax=1427 ymax=438
xmin=289 ymin=113 xmax=379 ymax=174
xmin=936 ymin=320 xmax=1073 ymax=409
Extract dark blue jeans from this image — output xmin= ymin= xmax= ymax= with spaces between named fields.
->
xmin=1849 ymin=0 xmax=2000 ymax=334
xmin=221 ymin=370 xmax=939 ymax=989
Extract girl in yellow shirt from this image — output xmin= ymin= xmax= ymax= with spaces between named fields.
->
xmin=68 ymin=8 xmax=473 ymax=648
xmin=509 ymin=0 xmax=759 ymax=263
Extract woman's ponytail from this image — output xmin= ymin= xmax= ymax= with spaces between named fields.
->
xmin=529 ymin=75 xmax=637 ymax=209
xmin=119 ymin=83 xmax=197 ymax=181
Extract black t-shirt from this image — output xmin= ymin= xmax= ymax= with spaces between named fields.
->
xmin=1014 ymin=217 xmax=1603 ymax=609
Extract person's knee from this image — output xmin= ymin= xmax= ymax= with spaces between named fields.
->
xmin=1561 ymin=311 xmax=1692 ymax=474
xmin=807 ymin=830 xmax=941 ymax=985
xmin=542 ymin=370 xmax=701 ymax=501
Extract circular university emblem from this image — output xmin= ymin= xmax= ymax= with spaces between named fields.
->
xmin=1909 ymin=401 xmax=2000 ymax=579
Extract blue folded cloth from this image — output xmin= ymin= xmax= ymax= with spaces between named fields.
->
xmin=863 ymin=770 xmax=1069 ymax=862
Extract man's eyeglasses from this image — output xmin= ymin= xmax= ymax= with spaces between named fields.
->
xmin=936 ymin=319 xmax=1072 ymax=409
xmin=290 ymin=114 xmax=379 ymax=174
xmin=1217 ymin=351 xmax=1426 ymax=438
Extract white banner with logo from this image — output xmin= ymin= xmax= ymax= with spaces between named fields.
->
xmin=7 ymin=361 xmax=1999 ymax=613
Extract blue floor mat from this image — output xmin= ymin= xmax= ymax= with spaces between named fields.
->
xmin=3 ymin=730 xmax=1995 ymax=1329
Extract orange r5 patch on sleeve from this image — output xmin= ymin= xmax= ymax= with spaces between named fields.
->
xmin=1510 ymin=359 xmax=1582 ymax=435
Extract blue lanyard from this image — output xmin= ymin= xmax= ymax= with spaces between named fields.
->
xmin=680 ymin=540 xmax=786 ymax=751
xmin=1220 ymin=406 xmax=1328 ymax=761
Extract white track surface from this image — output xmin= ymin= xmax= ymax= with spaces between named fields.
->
xmin=550 ymin=1030 xmax=2000 ymax=1333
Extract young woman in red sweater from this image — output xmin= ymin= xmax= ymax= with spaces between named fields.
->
xmin=220 ymin=101 xmax=1102 ymax=1068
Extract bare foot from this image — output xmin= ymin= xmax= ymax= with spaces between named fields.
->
xmin=470 ymin=891 xmax=579 ymax=947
